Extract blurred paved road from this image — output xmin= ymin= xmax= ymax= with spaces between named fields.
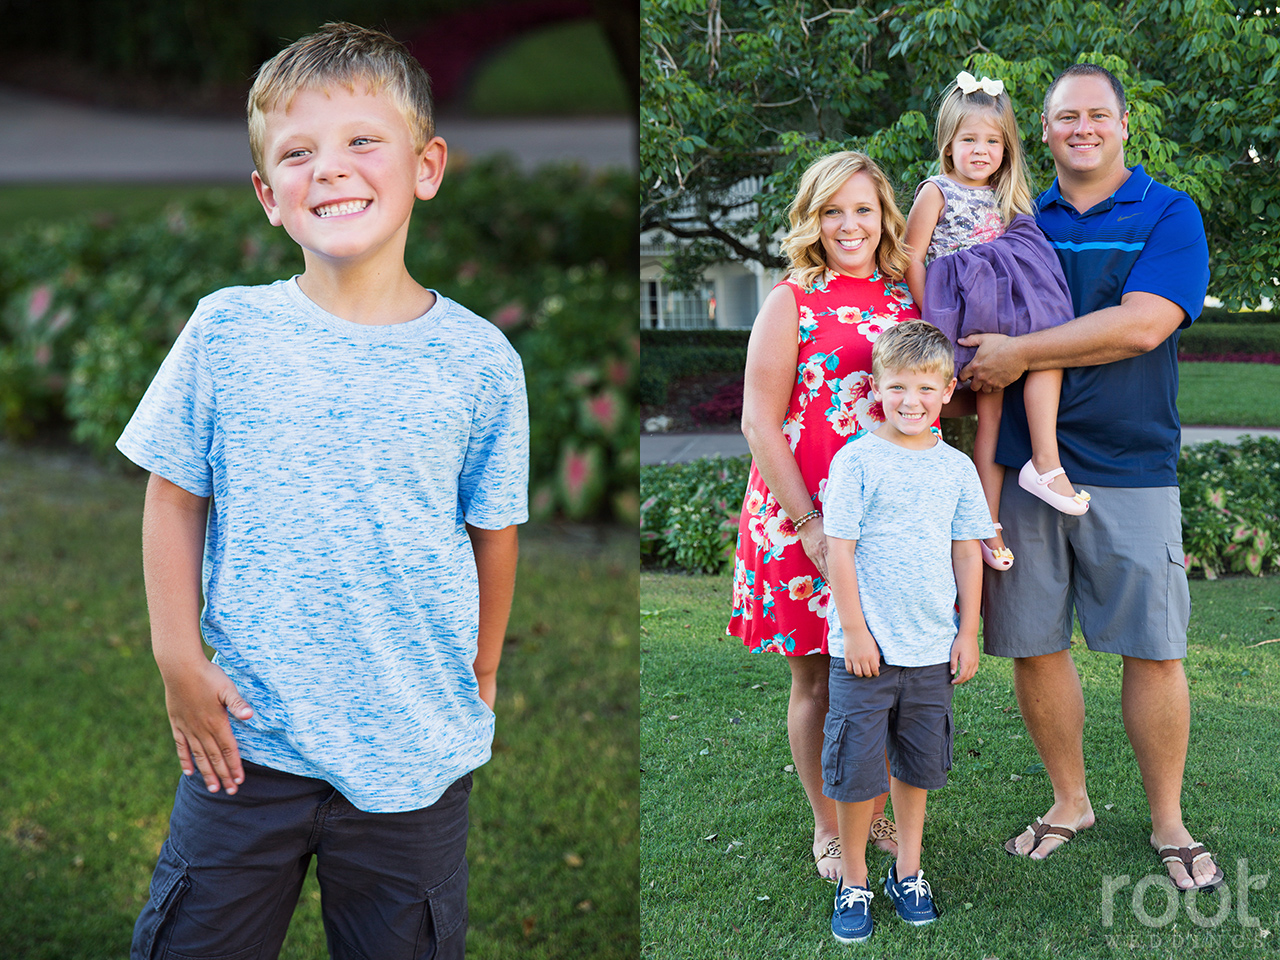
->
xmin=0 ymin=85 xmax=635 ymax=182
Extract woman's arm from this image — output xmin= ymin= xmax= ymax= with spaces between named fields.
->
xmin=904 ymin=181 xmax=944 ymax=314
xmin=740 ymin=283 xmax=829 ymax=576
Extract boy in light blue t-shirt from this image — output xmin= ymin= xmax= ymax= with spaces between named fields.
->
xmin=821 ymin=321 xmax=991 ymax=943
xmin=117 ymin=23 xmax=527 ymax=959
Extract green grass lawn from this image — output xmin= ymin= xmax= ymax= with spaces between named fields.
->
xmin=466 ymin=20 xmax=629 ymax=116
xmin=1178 ymin=362 xmax=1280 ymax=427
xmin=641 ymin=570 xmax=1280 ymax=959
xmin=0 ymin=443 xmax=637 ymax=959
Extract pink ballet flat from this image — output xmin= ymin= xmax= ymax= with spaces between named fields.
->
xmin=1018 ymin=461 xmax=1091 ymax=516
xmin=981 ymin=522 xmax=1014 ymax=571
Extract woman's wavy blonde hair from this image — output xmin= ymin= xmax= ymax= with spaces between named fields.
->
xmin=935 ymin=80 xmax=1033 ymax=224
xmin=781 ymin=151 xmax=911 ymax=291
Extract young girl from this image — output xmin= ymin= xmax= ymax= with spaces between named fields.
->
xmin=905 ymin=71 xmax=1090 ymax=570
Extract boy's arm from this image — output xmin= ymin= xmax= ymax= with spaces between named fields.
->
xmin=949 ymin=538 xmax=983 ymax=684
xmin=142 ymin=474 xmax=254 ymax=794
xmin=467 ymin=524 xmax=519 ymax=710
xmin=825 ymin=535 xmax=880 ymax=677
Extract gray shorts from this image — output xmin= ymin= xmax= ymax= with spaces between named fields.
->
xmin=982 ymin=478 xmax=1189 ymax=661
xmin=821 ymin=658 xmax=954 ymax=803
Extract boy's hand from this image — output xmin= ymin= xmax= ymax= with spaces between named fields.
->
xmin=476 ymin=672 xmax=497 ymax=711
xmin=160 ymin=656 xmax=254 ymax=795
xmin=844 ymin=629 xmax=880 ymax=678
xmin=950 ymin=633 xmax=980 ymax=685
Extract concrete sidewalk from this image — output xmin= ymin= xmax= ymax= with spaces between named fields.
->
xmin=0 ymin=85 xmax=635 ymax=182
xmin=641 ymin=426 xmax=1280 ymax=465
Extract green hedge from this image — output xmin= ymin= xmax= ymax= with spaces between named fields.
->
xmin=638 ymin=346 xmax=748 ymax=406
xmin=1197 ymin=306 xmax=1280 ymax=324
xmin=639 ymin=320 xmax=1280 ymax=411
xmin=643 ymin=438 xmax=1280 ymax=578
xmin=640 ymin=329 xmax=752 ymax=349
xmin=1177 ymin=323 xmax=1280 ymax=356
xmin=0 ymin=159 xmax=637 ymax=523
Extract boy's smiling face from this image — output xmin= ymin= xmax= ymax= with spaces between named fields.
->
xmin=252 ymin=83 xmax=445 ymax=271
xmin=871 ymin=365 xmax=956 ymax=449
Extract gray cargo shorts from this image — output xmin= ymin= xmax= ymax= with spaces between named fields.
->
xmin=982 ymin=478 xmax=1189 ymax=661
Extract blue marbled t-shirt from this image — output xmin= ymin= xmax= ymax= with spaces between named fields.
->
xmin=823 ymin=433 xmax=992 ymax=666
xmin=117 ymin=278 xmax=529 ymax=812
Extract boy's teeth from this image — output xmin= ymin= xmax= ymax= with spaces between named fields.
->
xmin=316 ymin=200 xmax=369 ymax=218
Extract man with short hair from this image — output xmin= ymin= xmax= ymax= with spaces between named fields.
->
xmin=959 ymin=62 xmax=1219 ymax=891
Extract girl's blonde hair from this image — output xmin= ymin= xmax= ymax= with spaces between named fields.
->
xmin=935 ymin=80 xmax=1033 ymax=224
xmin=247 ymin=22 xmax=435 ymax=183
xmin=780 ymin=151 xmax=912 ymax=290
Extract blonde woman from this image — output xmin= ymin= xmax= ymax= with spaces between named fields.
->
xmin=728 ymin=152 xmax=915 ymax=881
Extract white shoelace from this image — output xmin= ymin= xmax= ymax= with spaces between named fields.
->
xmin=837 ymin=884 xmax=875 ymax=910
xmin=899 ymin=869 xmax=932 ymax=904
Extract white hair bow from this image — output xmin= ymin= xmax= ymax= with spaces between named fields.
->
xmin=956 ymin=71 xmax=1005 ymax=97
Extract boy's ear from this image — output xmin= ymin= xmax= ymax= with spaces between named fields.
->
xmin=415 ymin=136 xmax=448 ymax=202
xmin=869 ymin=375 xmax=880 ymax=401
xmin=942 ymin=377 xmax=958 ymax=403
xmin=252 ymin=171 xmax=284 ymax=227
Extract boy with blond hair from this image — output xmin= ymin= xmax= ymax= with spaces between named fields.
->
xmin=120 ymin=22 xmax=527 ymax=958
xmin=821 ymin=321 xmax=989 ymax=941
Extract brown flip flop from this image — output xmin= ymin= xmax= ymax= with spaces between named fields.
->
xmin=1004 ymin=817 xmax=1077 ymax=857
xmin=1156 ymin=841 xmax=1225 ymax=891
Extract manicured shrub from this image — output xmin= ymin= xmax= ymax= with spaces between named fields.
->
xmin=643 ymin=439 xmax=1280 ymax=577
xmin=1177 ymin=323 xmax=1280 ymax=357
xmin=0 ymin=160 xmax=635 ymax=522
xmin=638 ymin=346 xmax=748 ymax=405
xmin=1178 ymin=437 xmax=1280 ymax=578
xmin=640 ymin=455 xmax=750 ymax=573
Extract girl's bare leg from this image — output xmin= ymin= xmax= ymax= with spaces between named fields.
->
xmin=974 ymin=389 xmax=1008 ymax=555
xmin=1024 ymin=368 xmax=1078 ymax=500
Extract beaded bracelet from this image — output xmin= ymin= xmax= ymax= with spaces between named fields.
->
xmin=793 ymin=509 xmax=822 ymax=531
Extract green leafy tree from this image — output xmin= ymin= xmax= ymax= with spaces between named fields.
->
xmin=641 ymin=0 xmax=1280 ymax=307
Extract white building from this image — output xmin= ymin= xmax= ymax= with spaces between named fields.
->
xmin=640 ymin=177 xmax=785 ymax=330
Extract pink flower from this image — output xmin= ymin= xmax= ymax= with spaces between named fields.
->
xmin=558 ymin=444 xmax=603 ymax=518
xmin=457 ymin=260 xmax=480 ymax=282
xmin=48 ymin=309 xmax=73 ymax=335
xmin=800 ymin=364 xmax=824 ymax=393
xmin=530 ymin=484 xmax=556 ymax=520
xmin=857 ymin=318 xmax=890 ymax=342
xmin=848 ymin=373 xmax=873 ymax=403
xmin=581 ymin=391 xmax=622 ymax=434
xmin=569 ymin=368 xmax=597 ymax=389
xmin=787 ymin=576 xmax=815 ymax=601
xmin=828 ymin=408 xmax=857 ymax=437
xmin=492 ymin=302 xmax=525 ymax=329
xmin=607 ymin=358 xmax=631 ymax=387
xmin=27 ymin=285 xmax=52 ymax=325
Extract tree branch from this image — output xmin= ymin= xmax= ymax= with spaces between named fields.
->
xmin=647 ymin=218 xmax=780 ymax=267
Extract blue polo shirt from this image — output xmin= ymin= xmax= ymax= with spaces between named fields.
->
xmin=995 ymin=166 xmax=1209 ymax=486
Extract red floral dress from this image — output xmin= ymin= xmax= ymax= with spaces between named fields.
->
xmin=727 ymin=270 xmax=919 ymax=656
